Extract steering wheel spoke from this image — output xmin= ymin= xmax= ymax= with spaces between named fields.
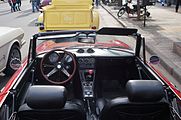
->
xmin=46 ymin=68 xmax=58 ymax=78
xmin=61 ymin=67 xmax=70 ymax=77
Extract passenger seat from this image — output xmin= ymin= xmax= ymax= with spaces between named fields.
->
xmin=96 ymin=80 xmax=171 ymax=120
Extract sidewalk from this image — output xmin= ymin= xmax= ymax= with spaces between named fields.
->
xmin=101 ymin=3 xmax=181 ymax=82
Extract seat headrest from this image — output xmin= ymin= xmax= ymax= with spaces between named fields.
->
xmin=26 ymin=85 xmax=67 ymax=109
xmin=126 ymin=80 xmax=164 ymax=102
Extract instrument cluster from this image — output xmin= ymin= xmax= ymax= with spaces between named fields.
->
xmin=48 ymin=52 xmax=59 ymax=63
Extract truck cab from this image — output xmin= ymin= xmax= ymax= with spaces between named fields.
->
xmin=38 ymin=0 xmax=99 ymax=32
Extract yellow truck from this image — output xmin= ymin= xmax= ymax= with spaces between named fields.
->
xmin=38 ymin=0 xmax=99 ymax=32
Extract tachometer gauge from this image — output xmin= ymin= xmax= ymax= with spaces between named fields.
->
xmin=65 ymin=55 xmax=73 ymax=63
xmin=49 ymin=52 xmax=59 ymax=63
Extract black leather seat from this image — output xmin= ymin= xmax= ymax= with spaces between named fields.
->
xmin=97 ymin=80 xmax=171 ymax=120
xmin=18 ymin=85 xmax=86 ymax=120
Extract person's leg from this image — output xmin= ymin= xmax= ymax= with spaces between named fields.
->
xmin=32 ymin=1 xmax=35 ymax=12
xmin=96 ymin=0 xmax=99 ymax=6
xmin=9 ymin=3 xmax=13 ymax=12
xmin=13 ymin=3 xmax=16 ymax=12
xmin=35 ymin=2 xmax=39 ymax=11
xmin=15 ymin=3 xmax=19 ymax=11
xmin=161 ymin=0 xmax=165 ymax=6
xmin=175 ymin=0 xmax=179 ymax=12
xmin=17 ymin=3 xmax=21 ymax=10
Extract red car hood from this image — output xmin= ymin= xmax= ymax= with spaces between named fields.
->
xmin=36 ymin=40 xmax=130 ymax=53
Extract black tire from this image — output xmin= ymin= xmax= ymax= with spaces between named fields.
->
xmin=3 ymin=44 xmax=21 ymax=76
xmin=146 ymin=11 xmax=150 ymax=17
xmin=117 ymin=8 xmax=125 ymax=17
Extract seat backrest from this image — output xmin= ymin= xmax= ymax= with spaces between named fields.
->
xmin=99 ymin=80 xmax=171 ymax=120
xmin=18 ymin=85 xmax=85 ymax=120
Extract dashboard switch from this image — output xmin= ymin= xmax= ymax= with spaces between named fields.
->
xmin=88 ymin=69 xmax=94 ymax=75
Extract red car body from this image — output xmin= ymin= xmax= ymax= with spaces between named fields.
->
xmin=0 ymin=28 xmax=181 ymax=120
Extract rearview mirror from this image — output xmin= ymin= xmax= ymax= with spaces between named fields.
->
xmin=78 ymin=37 xmax=95 ymax=44
xmin=149 ymin=55 xmax=160 ymax=65
xmin=78 ymin=33 xmax=96 ymax=43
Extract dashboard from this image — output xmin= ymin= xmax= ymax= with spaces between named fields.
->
xmin=35 ymin=48 xmax=137 ymax=98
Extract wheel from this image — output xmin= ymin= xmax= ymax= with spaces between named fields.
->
xmin=146 ymin=11 xmax=150 ymax=17
xmin=117 ymin=8 xmax=125 ymax=17
xmin=40 ymin=49 xmax=76 ymax=84
xmin=4 ymin=44 xmax=21 ymax=76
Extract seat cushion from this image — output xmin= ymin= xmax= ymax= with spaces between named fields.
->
xmin=97 ymin=80 xmax=170 ymax=120
xmin=18 ymin=85 xmax=86 ymax=120
xmin=98 ymin=97 xmax=170 ymax=120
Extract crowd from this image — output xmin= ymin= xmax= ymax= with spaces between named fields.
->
xmin=7 ymin=0 xmax=40 ymax=12
xmin=8 ymin=0 xmax=21 ymax=12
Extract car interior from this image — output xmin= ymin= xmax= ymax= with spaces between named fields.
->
xmin=14 ymin=46 xmax=172 ymax=120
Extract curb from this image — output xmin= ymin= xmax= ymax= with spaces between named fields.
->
xmin=101 ymin=4 xmax=127 ymax=28
xmin=101 ymin=4 xmax=181 ymax=82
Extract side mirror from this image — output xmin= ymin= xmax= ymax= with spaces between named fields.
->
xmin=10 ymin=58 xmax=22 ymax=70
xmin=149 ymin=55 xmax=160 ymax=65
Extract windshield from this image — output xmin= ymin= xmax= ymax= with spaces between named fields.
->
xmin=36 ymin=33 xmax=136 ymax=54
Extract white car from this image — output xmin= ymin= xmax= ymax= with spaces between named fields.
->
xmin=0 ymin=27 xmax=25 ymax=76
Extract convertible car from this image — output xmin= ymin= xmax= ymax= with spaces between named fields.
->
xmin=0 ymin=28 xmax=181 ymax=120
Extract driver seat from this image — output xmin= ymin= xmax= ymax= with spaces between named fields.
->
xmin=17 ymin=85 xmax=86 ymax=120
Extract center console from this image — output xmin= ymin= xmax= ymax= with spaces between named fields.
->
xmin=78 ymin=57 xmax=98 ymax=119
xmin=78 ymin=57 xmax=96 ymax=98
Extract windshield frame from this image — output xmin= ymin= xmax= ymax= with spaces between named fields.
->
xmin=27 ymin=28 xmax=143 ymax=65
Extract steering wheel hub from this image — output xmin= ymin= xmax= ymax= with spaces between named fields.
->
xmin=57 ymin=64 xmax=62 ymax=69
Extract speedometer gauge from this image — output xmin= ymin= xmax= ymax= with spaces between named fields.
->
xmin=49 ymin=52 xmax=59 ymax=63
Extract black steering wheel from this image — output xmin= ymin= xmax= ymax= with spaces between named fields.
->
xmin=40 ymin=49 xmax=76 ymax=84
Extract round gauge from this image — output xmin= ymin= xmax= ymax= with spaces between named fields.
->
xmin=49 ymin=52 xmax=59 ymax=63
xmin=65 ymin=55 xmax=73 ymax=63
